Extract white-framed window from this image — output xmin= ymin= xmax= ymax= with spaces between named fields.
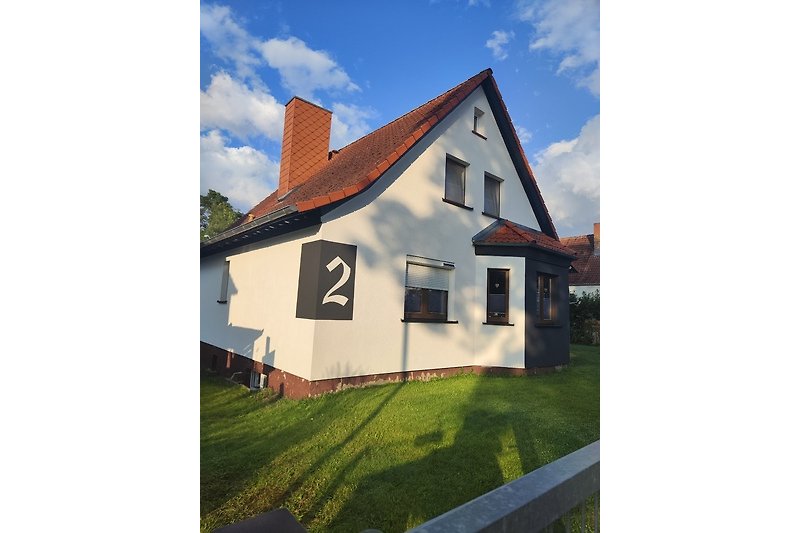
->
xmin=473 ymin=107 xmax=486 ymax=137
xmin=217 ymin=260 xmax=230 ymax=304
xmin=483 ymin=173 xmax=502 ymax=218
xmin=404 ymin=256 xmax=454 ymax=322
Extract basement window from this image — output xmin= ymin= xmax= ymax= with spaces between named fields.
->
xmin=403 ymin=256 xmax=454 ymax=322
xmin=217 ymin=260 xmax=230 ymax=304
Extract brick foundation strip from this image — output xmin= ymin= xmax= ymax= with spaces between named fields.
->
xmin=201 ymin=342 xmax=561 ymax=399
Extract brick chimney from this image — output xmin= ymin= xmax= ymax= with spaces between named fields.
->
xmin=593 ymin=222 xmax=600 ymax=256
xmin=278 ymin=97 xmax=332 ymax=197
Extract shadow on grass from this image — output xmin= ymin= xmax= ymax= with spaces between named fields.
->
xmin=327 ymin=351 xmax=599 ymax=533
xmin=201 ymin=347 xmax=599 ymax=533
xmin=201 ymin=376 xmax=407 ymax=532
xmin=201 ymin=375 xmax=337 ymax=522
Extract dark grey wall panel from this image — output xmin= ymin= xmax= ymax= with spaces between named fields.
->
xmin=525 ymin=258 xmax=571 ymax=367
xmin=296 ymin=240 xmax=358 ymax=320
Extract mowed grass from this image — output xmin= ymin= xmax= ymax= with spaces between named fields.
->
xmin=201 ymin=345 xmax=599 ymax=533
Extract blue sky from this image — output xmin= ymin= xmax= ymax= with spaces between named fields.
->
xmin=200 ymin=0 xmax=600 ymax=237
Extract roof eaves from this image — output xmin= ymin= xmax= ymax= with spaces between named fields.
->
xmin=201 ymin=205 xmax=298 ymax=248
xmin=482 ymin=76 xmax=559 ymax=239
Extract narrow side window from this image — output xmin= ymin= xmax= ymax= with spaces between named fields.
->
xmin=218 ymin=260 xmax=230 ymax=304
xmin=473 ymin=107 xmax=486 ymax=137
xmin=486 ymin=268 xmax=509 ymax=324
xmin=444 ymin=156 xmax=467 ymax=205
xmin=536 ymin=272 xmax=557 ymax=323
xmin=483 ymin=173 xmax=502 ymax=218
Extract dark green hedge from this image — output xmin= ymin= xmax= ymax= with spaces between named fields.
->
xmin=569 ymin=290 xmax=600 ymax=345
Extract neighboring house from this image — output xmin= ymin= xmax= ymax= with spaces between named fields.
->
xmin=200 ymin=69 xmax=577 ymax=398
xmin=560 ymin=223 xmax=600 ymax=297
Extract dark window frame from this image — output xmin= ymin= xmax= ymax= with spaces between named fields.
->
xmin=404 ymin=287 xmax=449 ymax=321
xmin=486 ymin=268 xmax=510 ymax=324
xmin=217 ymin=260 xmax=230 ymax=304
xmin=483 ymin=173 xmax=502 ymax=218
xmin=403 ymin=258 xmax=453 ymax=322
xmin=443 ymin=155 xmax=470 ymax=208
xmin=536 ymin=272 xmax=558 ymax=325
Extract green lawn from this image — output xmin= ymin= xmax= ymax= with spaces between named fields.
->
xmin=201 ymin=345 xmax=599 ymax=533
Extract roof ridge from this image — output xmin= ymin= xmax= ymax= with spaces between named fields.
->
xmin=334 ymin=68 xmax=492 ymax=153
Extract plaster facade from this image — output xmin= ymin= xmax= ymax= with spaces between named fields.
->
xmin=200 ymin=84 xmax=567 ymax=393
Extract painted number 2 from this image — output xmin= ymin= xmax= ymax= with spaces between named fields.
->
xmin=322 ymin=256 xmax=351 ymax=306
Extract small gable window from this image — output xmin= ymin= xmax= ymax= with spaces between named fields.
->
xmin=473 ymin=107 xmax=486 ymax=138
xmin=217 ymin=260 xmax=230 ymax=304
xmin=483 ymin=173 xmax=502 ymax=218
xmin=444 ymin=155 xmax=471 ymax=209
xmin=404 ymin=256 xmax=454 ymax=322
xmin=486 ymin=269 xmax=510 ymax=324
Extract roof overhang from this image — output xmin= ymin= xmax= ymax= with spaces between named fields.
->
xmin=200 ymin=206 xmax=320 ymax=258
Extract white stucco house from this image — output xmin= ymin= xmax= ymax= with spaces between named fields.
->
xmin=200 ymin=69 xmax=577 ymax=398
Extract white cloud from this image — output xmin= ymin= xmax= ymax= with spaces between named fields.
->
xmin=200 ymin=130 xmax=279 ymax=211
xmin=200 ymin=72 xmax=284 ymax=142
xmin=533 ymin=115 xmax=599 ymax=236
xmin=517 ymin=125 xmax=533 ymax=145
xmin=517 ymin=0 xmax=599 ymax=96
xmin=259 ymin=37 xmax=360 ymax=99
xmin=486 ymin=30 xmax=515 ymax=61
xmin=199 ymin=4 xmax=261 ymax=81
xmin=330 ymin=102 xmax=376 ymax=148
xmin=200 ymin=5 xmax=361 ymax=101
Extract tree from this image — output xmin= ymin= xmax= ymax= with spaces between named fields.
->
xmin=201 ymin=189 xmax=244 ymax=241
xmin=569 ymin=290 xmax=600 ymax=345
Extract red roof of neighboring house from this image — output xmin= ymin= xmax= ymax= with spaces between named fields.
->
xmin=473 ymin=220 xmax=577 ymax=258
xmin=228 ymin=68 xmax=558 ymax=238
xmin=561 ymin=234 xmax=600 ymax=285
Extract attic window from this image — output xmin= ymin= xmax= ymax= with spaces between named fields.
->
xmin=473 ymin=107 xmax=486 ymax=139
xmin=483 ymin=173 xmax=502 ymax=218
xmin=443 ymin=155 xmax=472 ymax=210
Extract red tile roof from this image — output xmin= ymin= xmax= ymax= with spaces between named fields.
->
xmin=228 ymin=68 xmax=557 ymax=239
xmin=560 ymin=234 xmax=600 ymax=285
xmin=232 ymin=69 xmax=491 ymax=227
xmin=474 ymin=220 xmax=577 ymax=258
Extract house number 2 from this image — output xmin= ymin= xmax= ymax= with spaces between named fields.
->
xmin=296 ymin=240 xmax=357 ymax=320
xmin=322 ymin=256 xmax=351 ymax=306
